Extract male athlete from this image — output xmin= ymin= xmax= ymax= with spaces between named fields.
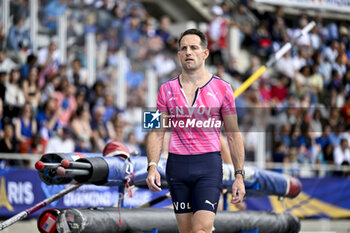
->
xmin=146 ymin=28 xmax=245 ymax=233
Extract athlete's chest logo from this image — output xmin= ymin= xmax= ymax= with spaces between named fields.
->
xmin=206 ymin=92 xmax=219 ymax=103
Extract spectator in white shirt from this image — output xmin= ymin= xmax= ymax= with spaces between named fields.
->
xmin=332 ymin=55 xmax=347 ymax=77
xmin=291 ymin=18 xmax=311 ymax=48
xmin=45 ymin=127 xmax=75 ymax=153
xmin=0 ymin=50 xmax=17 ymax=73
xmin=4 ymin=69 xmax=25 ymax=118
xmin=37 ymin=42 xmax=60 ymax=68
xmin=275 ymin=51 xmax=295 ymax=79
xmin=333 ymin=138 xmax=350 ymax=166
xmin=292 ymin=49 xmax=307 ymax=73
xmin=67 ymin=58 xmax=88 ymax=86
xmin=323 ymin=40 xmax=339 ymax=64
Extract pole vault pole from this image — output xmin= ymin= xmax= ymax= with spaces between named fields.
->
xmin=234 ymin=21 xmax=316 ymax=98
xmin=0 ymin=184 xmax=82 ymax=231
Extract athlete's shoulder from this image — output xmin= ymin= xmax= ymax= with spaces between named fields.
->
xmin=211 ymin=75 xmax=233 ymax=91
xmin=159 ymin=76 xmax=180 ymax=89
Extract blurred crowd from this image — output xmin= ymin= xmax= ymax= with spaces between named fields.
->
xmin=208 ymin=1 xmax=350 ymax=177
xmin=0 ymin=0 xmax=181 ymax=168
xmin=0 ymin=0 xmax=349 ymax=177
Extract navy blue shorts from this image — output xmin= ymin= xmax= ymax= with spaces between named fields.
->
xmin=166 ymin=151 xmax=223 ymax=214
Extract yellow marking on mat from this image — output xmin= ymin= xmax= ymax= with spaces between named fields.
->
xmin=269 ymin=192 xmax=350 ymax=218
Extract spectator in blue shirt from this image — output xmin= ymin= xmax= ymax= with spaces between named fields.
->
xmin=7 ymin=17 xmax=32 ymax=53
xmin=20 ymin=54 xmax=37 ymax=81
xmin=44 ymin=0 xmax=67 ymax=33
xmin=37 ymin=97 xmax=61 ymax=140
xmin=329 ymin=124 xmax=344 ymax=146
xmin=316 ymin=124 xmax=331 ymax=149
xmin=155 ymin=16 xmax=171 ymax=46
xmin=125 ymin=59 xmax=144 ymax=89
xmin=122 ymin=16 xmax=142 ymax=44
xmin=272 ymin=141 xmax=287 ymax=173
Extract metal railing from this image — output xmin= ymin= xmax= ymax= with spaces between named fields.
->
xmin=0 ymin=153 xmax=40 ymax=169
xmin=245 ymin=161 xmax=350 ymax=178
xmin=0 ymin=153 xmax=348 ymax=178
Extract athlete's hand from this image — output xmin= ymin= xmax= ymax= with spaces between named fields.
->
xmin=146 ymin=166 xmax=162 ymax=191
xmin=231 ymin=176 xmax=245 ymax=204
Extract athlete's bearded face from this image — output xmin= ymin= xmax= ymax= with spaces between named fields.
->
xmin=178 ymin=35 xmax=209 ymax=72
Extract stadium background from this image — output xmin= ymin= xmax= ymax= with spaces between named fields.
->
xmin=0 ymin=0 xmax=350 ymax=232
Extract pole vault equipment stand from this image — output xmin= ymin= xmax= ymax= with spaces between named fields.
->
xmin=0 ymin=142 xmax=132 ymax=232
xmin=33 ymin=153 xmax=302 ymax=233
xmin=34 ymin=153 xmax=301 ymax=198
xmin=37 ymin=207 xmax=300 ymax=233
xmin=1 ymin=146 xmax=301 ymax=232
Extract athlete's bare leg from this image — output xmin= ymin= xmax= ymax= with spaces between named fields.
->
xmin=192 ymin=210 xmax=215 ymax=233
xmin=175 ymin=213 xmax=192 ymax=233
xmin=175 ymin=211 xmax=215 ymax=233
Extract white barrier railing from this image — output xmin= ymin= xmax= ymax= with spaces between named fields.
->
xmin=146 ymin=68 xmax=157 ymax=108
xmin=0 ymin=153 xmax=40 ymax=169
xmin=30 ymin=0 xmax=39 ymax=53
xmin=86 ymin=32 xmax=96 ymax=87
xmin=1 ymin=0 xmax=10 ymax=37
xmin=246 ymin=161 xmax=350 ymax=178
xmin=58 ymin=12 xmax=67 ymax=64
xmin=116 ymin=49 xmax=127 ymax=109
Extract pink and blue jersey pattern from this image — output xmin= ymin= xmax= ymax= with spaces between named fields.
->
xmin=157 ymin=75 xmax=236 ymax=155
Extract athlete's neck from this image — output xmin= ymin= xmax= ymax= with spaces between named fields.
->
xmin=180 ymin=69 xmax=212 ymax=87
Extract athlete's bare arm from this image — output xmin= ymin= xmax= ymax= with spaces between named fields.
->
xmin=220 ymin=134 xmax=233 ymax=164
xmin=146 ymin=112 xmax=167 ymax=191
xmin=222 ymin=114 xmax=246 ymax=204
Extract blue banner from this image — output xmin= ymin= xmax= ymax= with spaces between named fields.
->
xmin=0 ymin=169 xmax=170 ymax=218
xmin=1 ymin=169 xmax=350 ymax=219
xmin=0 ymin=169 xmax=121 ymax=217
xmin=230 ymin=178 xmax=350 ymax=219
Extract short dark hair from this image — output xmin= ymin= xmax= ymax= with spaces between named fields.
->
xmin=178 ymin=28 xmax=208 ymax=49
